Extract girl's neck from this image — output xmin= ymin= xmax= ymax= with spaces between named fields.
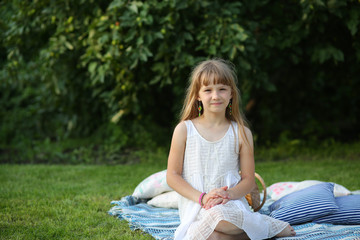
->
xmin=197 ymin=112 xmax=229 ymax=126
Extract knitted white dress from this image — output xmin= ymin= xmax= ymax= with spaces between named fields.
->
xmin=174 ymin=120 xmax=289 ymax=240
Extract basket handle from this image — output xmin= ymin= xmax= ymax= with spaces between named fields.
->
xmin=254 ymin=172 xmax=267 ymax=212
xmin=239 ymin=171 xmax=267 ymax=212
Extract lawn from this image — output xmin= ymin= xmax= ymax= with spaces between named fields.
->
xmin=0 ymin=164 xmax=165 ymax=240
xmin=1 ymin=143 xmax=359 ymax=239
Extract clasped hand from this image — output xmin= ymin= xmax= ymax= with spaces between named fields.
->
xmin=202 ymin=186 xmax=230 ymax=210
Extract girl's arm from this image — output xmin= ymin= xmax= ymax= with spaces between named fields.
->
xmin=166 ymin=122 xmax=204 ymax=204
xmin=226 ymin=126 xmax=256 ymax=200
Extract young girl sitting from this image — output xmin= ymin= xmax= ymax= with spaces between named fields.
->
xmin=167 ymin=59 xmax=296 ymax=240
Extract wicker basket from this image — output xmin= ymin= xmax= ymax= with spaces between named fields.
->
xmin=240 ymin=171 xmax=267 ymax=212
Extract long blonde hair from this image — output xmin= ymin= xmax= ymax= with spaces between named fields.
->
xmin=180 ymin=58 xmax=252 ymax=149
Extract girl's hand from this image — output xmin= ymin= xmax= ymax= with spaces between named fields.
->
xmin=206 ymin=186 xmax=229 ymax=200
xmin=203 ymin=196 xmax=223 ymax=209
xmin=203 ymin=195 xmax=230 ymax=209
xmin=202 ymin=186 xmax=230 ymax=209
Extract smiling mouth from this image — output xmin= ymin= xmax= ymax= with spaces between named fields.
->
xmin=211 ymin=102 xmax=222 ymax=105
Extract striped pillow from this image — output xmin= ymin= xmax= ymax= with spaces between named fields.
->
xmin=269 ymin=182 xmax=338 ymax=225
xmin=314 ymin=195 xmax=360 ymax=225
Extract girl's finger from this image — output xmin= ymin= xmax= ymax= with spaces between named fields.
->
xmin=221 ymin=198 xmax=229 ymax=205
xmin=205 ymin=197 xmax=223 ymax=209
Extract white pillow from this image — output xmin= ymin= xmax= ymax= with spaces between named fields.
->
xmin=132 ymin=170 xmax=173 ymax=199
xmin=148 ymin=191 xmax=180 ymax=209
xmin=267 ymin=182 xmax=299 ymax=201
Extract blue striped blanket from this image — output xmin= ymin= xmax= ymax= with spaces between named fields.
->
xmin=109 ymin=195 xmax=360 ymax=240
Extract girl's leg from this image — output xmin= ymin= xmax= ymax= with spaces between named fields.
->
xmin=215 ymin=220 xmax=244 ymax=235
xmin=208 ymin=220 xmax=296 ymax=239
xmin=207 ymin=231 xmax=249 ymax=240
xmin=207 ymin=220 xmax=250 ymax=240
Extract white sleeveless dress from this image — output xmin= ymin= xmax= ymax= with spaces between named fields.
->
xmin=174 ymin=120 xmax=289 ymax=240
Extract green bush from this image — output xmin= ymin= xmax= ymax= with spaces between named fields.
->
xmin=1 ymin=0 xmax=359 ymax=158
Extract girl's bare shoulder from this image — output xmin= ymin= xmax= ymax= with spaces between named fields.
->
xmin=243 ymin=126 xmax=253 ymax=138
xmin=173 ymin=121 xmax=187 ymax=139
xmin=234 ymin=122 xmax=253 ymax=137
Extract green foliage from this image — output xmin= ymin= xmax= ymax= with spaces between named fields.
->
xmin=246 ymin=0 xmax=360 ymax=142
xmin=1 ymin=0 xmax=360 ymax=156
xmin=0 ymin=122 xmax=163 ymax=164
xmin=255 ymin=140 xmax=360 ymax=163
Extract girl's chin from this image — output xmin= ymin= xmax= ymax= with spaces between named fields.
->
xmin=205 ymin=109 xmax=226 ymax=114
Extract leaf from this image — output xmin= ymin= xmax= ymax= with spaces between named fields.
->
xmin=143 ymin=47 xmax=153 ymax=57
xmin=130 ymin=59 xmax=138 ymax=69
xmin=139 ymin=51 xmax=148 ymax=62
xmin=331 ymin=48 xmax=344 ymax=62
xmin=236 ymin=44 xmax=245 ymax=52
xmin=208 ymin=45 xmax=216 ymax=55
xmin=111 ymin=109 xmax=125 ymax=123
xmin=184 ymin=32 xmax=193 ymax=41
xmin=347 ymin=10 xmax=359 ymax=36
xmin=99 ymin=34 xmax=110 ymax=44
xmin=108 ymin=0 xmax=125 ymax=10
xmin=264 ymin=81 xmax=277 ymax=92
xmin=136 ymin=37 xmax=144 ymax=46
xmin=64 ymin=41 xmax=74 ymax=50
xmin=229 ymin=46 xmax=237 ymax=60
xmin=149 ymin=75 xmax=161 ymax=85
xmin=151 ymin=63 xmax=164 ymax=72
xmin=312 ymin=45 xmax=344 ymax=64
xmin=154 ymin=32 xmax=164 ymax=39
xmin=314 ymin=0 xmax=325 ymax=7
xmin=129 ymin=3 xmax=138 ymax=14
xmin=88 ymin=62 xmax=97 ymax=74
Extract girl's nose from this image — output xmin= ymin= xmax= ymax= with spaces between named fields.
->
xmin=212 ymin=90 xmax=220 ymax=99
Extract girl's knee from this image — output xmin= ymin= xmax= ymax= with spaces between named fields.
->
xmin=215 ymin=220 xmax=243 ymax=235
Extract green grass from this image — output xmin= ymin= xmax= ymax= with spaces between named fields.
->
xmin=0 ymin=164 xmax=166 ymax=240
xmin=256 ymin=158 xmax=360 ymax=190
xmin=254 ymin=141 xmax=360 ymax=190
xmin=1 ymin=142 xmax=359 ymax=239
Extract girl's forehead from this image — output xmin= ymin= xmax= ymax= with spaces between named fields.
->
xmin=200 ymin=83 xmax=229 ymax=88
xmin=198 ymin=71 xmax=233 ymax=87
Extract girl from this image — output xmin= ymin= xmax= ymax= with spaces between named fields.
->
xmin=167 ymin=59 xmax=296 ymax=240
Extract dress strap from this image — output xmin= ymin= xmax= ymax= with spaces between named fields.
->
xmin=230 ymin=121 xmax=240 ymax=153
xmin=184 ymin=120 xmax=195 ymax=137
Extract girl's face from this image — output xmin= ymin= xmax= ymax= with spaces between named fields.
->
xmin=198 ymin=83 xmax=232 ymax=115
